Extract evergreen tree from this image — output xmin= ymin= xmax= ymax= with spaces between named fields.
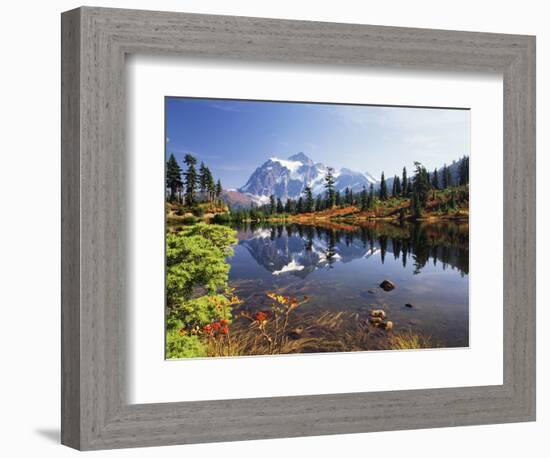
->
xmin=412 ymin=192 xmax=423 ymax=219
xmin=402 ymin=167 xmax=408 ymax=197
xmin=349 ymin=189 xmax=354 ymax=206
xmin=335 ymin=190 xmax=341 ymax=207
xmin=284 ymin=199 xmax=290 ymax=214
xmin=324 ymin=167 xmax=336 ymax=208
xmin=205 ymin=168 xmax=215 ymax=201
xmin=412 ymin=161 xmax=431 ymax=208
xmin=394 ymin=176 xmax=402 ymax=196
xmin=183 ymin=154 xmax=198 ymax=206
xmin=442 ymin=164 xmax=452 ymax=188
xmin=276 ymin=197 xmax=284 ymax=214
xmin=315 ymin=195 xmax=323 ymax=212
xmin=166 ymin=153 xmax=183 ymax=203
xmin=303 ymin=186 xmax=314 ymax=213
xmin=379 ymin=172 xmax=388 ymax=200
xmin=459 ymin=156 xmax=469 ymax=185
xmin=269 ymin=194 xmax=276 ymax=215
xmin=215 ymin=179 xmax=222 ymax=200
xmin=297 ymin=196 xmax=304 ymax=213
xmin=198 ymin=162 xmax=208 ymax=198
xmin=432 ymin=168 xmax=439 ymax=189
xmin=360 ymin=186 xmax=368 ymax=210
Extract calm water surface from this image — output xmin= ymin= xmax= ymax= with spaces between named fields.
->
xmin=227 ymin=221 xmax=469 ymax=348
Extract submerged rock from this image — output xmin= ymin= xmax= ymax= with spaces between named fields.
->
xmin=379 ymin=280 xmax=395 ymax=291
xmin=405 ymin=303 xmax=414 ymax=308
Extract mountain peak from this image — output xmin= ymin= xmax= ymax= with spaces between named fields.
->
xmin=287 ymin=152 xmax=313 ymax=165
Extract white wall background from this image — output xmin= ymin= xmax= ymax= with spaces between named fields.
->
xmin=0 ymin=1 xmax=545 ymax=456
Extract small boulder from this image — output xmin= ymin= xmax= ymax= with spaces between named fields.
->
xmin=405 ymin=303 xmax=414 ymax=308
xmin=379 ymin=280 xmax=395 ymax=291
xmin=288 ymin=325 xmax=304 ymax=339
xmin=369 ymin=316 xmax=383 ymax=326
xmin=381 ymin=321 xmax=394 ymax=331
xmin=369 ymin=309 xmax=387 ymax=319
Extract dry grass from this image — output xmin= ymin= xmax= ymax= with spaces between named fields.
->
xmin=205 ymin=309 xmax=436 ymax=357
xmin=383 ymin=329 xmax=435 ymax=350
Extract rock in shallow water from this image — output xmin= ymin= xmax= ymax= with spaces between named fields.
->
xmin=369 ymin=309 xmax=387 ymax=319
xmin=369 ymin=316 xmax=383 ymax=326
xmin=379 ymin=280 xmax=395 ymax=291
xmin=288 ymin=325 xmax=304 ymax=339
xmin=405 ymin=303 xmax=414 ymax=308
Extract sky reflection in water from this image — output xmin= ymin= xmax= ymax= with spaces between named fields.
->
xmin=228 ymin=222 xmax=469 ymax=348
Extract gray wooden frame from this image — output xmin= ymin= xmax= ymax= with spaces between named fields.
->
xmin=61 ymin=6 xmax=536 ymax=451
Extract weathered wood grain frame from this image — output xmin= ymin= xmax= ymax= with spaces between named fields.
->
xmin=61 ymin=6 xmax=536 ymax=450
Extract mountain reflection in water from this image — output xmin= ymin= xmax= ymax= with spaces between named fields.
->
xmin=228 ymin=221 xmax=469 ymax=348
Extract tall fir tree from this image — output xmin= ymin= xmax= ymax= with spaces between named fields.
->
xmin=412 ymin=192 xmax=423 ymax=218
xmin=269 ymin=194 xmax=276 ymax=215
xmin=198 ymin=162 xmax=208 ymax=197
xmin=432 ymin=168 xmax=439 ymax=189
xmin=166 ymin=153 xmax=183 ymax=202
xmin=458 ymin=156 xmax=469 ymax=185
xmin=379 ymin=172 xmax=388 ymax=200
xmin=402 ymin=166 xmax=408 ymax=197
xmin=360 ymin=185 xmax=368 ymax=210
xmin=335 ymin=190 xmax=341 ymax=207
xmin=442 ymin=164 xmax=452 ymax=188
xmin=315 ymin=194 xmax=323 ymax=212
xmin=205 ymin=168 xmax=215 ymax=201
xmin=412 ymin=161 xmax=431 ymax=209
xmin=215 ymin=179 xmax=222 ymax=200
xmin=284 ymin=198 xmax=292 ymax=214
xmin=297 ymin=196 xmax=304 ymax=213
xmin=394 ymin=176 xmax=402 ymax=196
xmin=303 ymin=186 xmax=314 ymax=213
xmin=183 ymin=154 xmax=198 ymax=206
xmin=276 ymin=198 xmax=284 ymax=214
xmin=324 ymin=167 xmax=336 ymax=208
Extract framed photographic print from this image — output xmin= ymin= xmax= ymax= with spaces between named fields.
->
xmin=163 ymin=97 xmax=471 ymax=359
xmin=61 ymin=6 xmax=536 ymax=450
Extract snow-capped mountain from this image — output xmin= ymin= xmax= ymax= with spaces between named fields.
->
xmin=237 ymin=152 xmax=378 ymax=202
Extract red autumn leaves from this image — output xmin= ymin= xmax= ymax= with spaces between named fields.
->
xmin=203 ymin=319 xmax=229 ymax=337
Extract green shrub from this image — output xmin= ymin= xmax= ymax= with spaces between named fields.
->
xmin=166 ymin=328 xmax=208 ymax=359
xmin=166 ymin=223 xmax=237 ymax=331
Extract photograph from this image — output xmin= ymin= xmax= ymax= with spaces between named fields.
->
xmin=164 ymin=97 xmax=470 ymax=358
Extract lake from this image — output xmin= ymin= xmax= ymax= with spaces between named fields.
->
xmin=226 ymin=220 xmax=469 ymax=349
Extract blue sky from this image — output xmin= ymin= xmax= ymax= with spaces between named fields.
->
xmin=166 ymin=97 xmax=470 ymax=190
